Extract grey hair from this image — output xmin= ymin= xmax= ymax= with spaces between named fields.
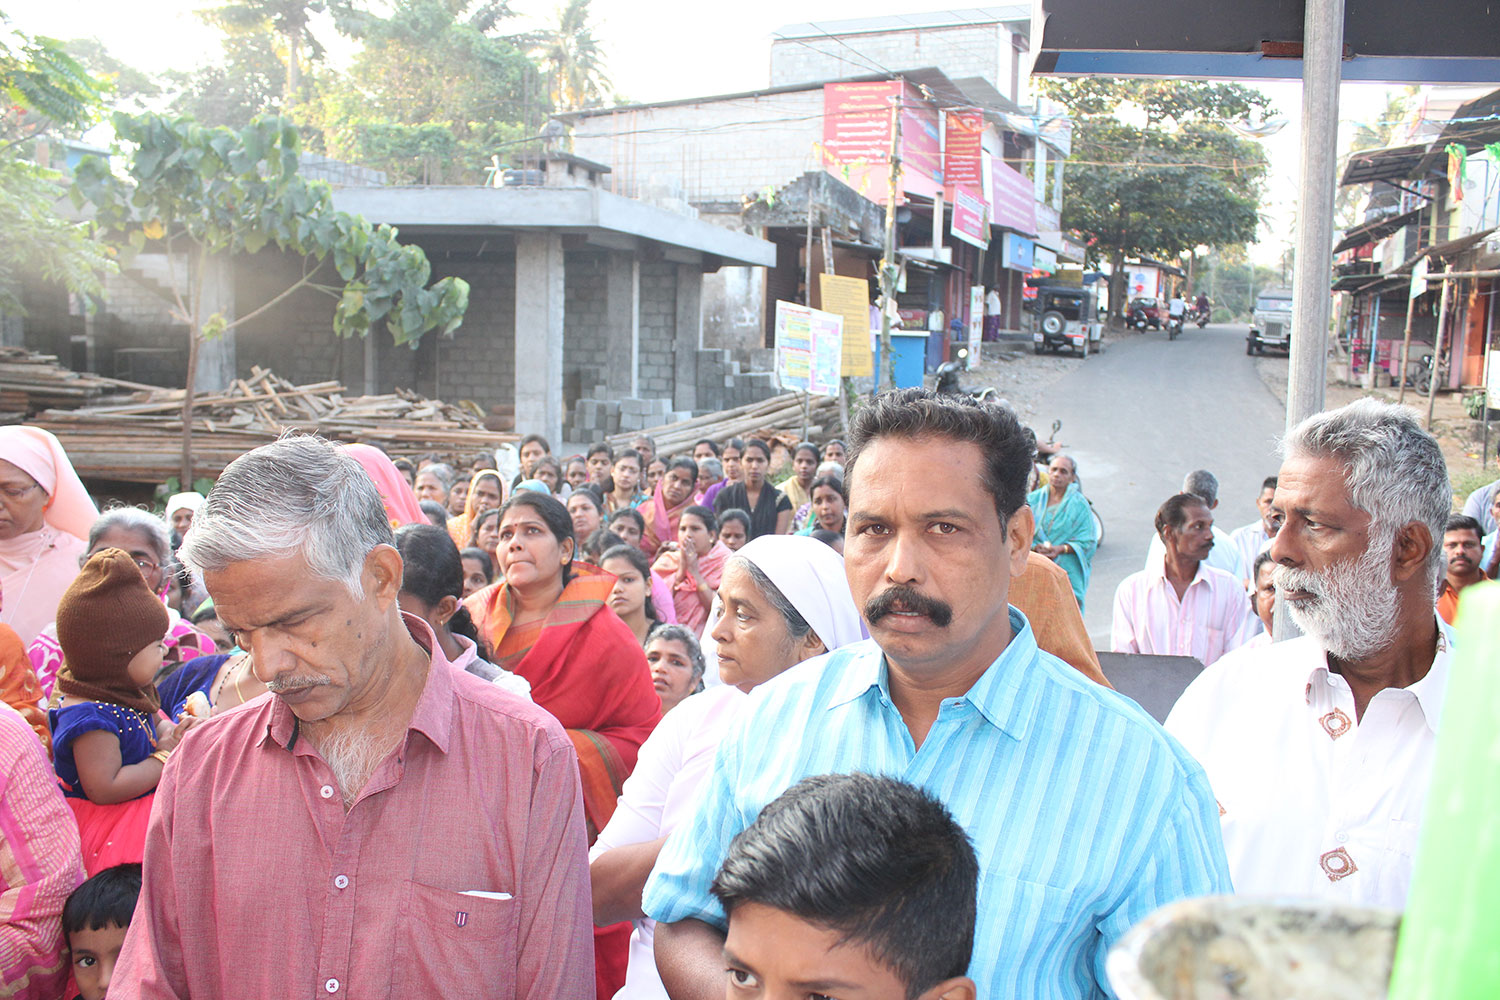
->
xmin=645 ymin=622 xmax=708 ymax=685
xmin=816 ymin=461 xmax=845 ymax=480
xmin=1182 ymin=469 xmax=1219 ymax=506
xmin=180 ymin=434 xmax=394 ymax=599
xmin=89 ymin=506 xmax=172 ymax=564
xmin=699 ymin=457 xmax=724 ymax=478
xmin=730 ymin=556 xmax=816 ymax=643
xmin=422 ymin=462 xmax=455 ymax=490
xmin=1280 ymin=398 xmax=1449 ymax=591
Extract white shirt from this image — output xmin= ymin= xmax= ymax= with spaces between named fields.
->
xmin=1165 ymin=621 xmax=1452 ymax=909
xmin=986 ymin=290 xmax=1003 ymax=315
xmin=590 ymin=684 xmax=747 ymax=1000
xmin=1111 ymin=559 xmax=1254 ymax=666
xmin=1168 ymin=296 xmax=1187 ymax=317
xmin=1225 ymin=520 xmax=1272 ymax=583
xmin=1144 ymin=526 xmax=1246 ymax=583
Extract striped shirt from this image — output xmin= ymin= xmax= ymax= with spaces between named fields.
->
xmin=643 ymin=609 xmax=1231 ymax=999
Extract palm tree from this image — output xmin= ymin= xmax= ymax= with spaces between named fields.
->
xmin=1336 ymin=87 xmax=1419 ymax=228
xmin=529 ymin=0 xmax=611 ymax=112
xmin=200 ymin=0 xmax=343 ymax=100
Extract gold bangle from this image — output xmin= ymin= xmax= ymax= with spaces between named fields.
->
xmin=150 ymin=749 xmax=171 ymax=765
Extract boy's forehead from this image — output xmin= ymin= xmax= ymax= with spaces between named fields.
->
xmin=724 ymin=901 xmax=909 ymax=1000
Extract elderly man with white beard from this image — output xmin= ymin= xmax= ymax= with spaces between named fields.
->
xmin=1165 ymin=398 xmax=1452 ymax=908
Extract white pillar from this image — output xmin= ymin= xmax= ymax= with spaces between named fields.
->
xmin=514 ymin=233 xmax=566 ymax=444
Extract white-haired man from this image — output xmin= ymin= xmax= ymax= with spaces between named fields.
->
xmin=114 ymin=436 xmax=595 ymax=999
xmin=1166 ymin=399 xmax=1452 ymax=907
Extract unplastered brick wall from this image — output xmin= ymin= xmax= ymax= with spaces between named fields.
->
xmin=637 ymin=261 xmax=677 ymax=399
xmin=435 ymin=255 xmax=517 ymax=413
xmin=769 ymin=23 xmax=1009 ymax=91
xmin=562 ymin=251 xmax=609 ymax=414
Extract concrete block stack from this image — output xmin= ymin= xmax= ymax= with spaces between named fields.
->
xmin=569 ymin=398 xmax=621 ymax=442
xmin=693 ymin=348 xmax=783 ymax=412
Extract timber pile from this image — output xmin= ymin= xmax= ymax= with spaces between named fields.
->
xmin=0 ymin=348 xmax=142 ymax=417
xmin=606 ymin=392 xmax=842 ymax=457
xmin=33 ymin=366 xmax=516 ymax=483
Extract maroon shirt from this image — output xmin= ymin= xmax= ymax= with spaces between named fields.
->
xmin=114 ymin=616 xmax=594 ymax=999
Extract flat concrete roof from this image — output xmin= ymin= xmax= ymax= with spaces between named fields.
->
xmin=774 ymin=7 xmax=1030 ymax=40
xmin=333 ymin=185 xmax=776 ymax=269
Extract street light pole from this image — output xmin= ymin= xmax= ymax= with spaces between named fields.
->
xmin=1276 ymin=0 xmax=1346 ymax=643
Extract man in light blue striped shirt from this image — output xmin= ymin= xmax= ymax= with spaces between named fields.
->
xmin=645 ymin=388 xmax=1231 ymax=999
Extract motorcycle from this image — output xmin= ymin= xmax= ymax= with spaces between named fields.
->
xmin=935 ymin=349 xmax=1001 ymax=404
xmin=1167 ymin=314 xmax=1183 ymax=340
xmin=1193 ymin=306 xmax=1210 ymax=329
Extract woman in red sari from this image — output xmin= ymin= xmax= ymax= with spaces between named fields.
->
xmin=637 ymin=456 xmax=698 ymax=558
xmin=465 ymin=491 xmax=660 ymax=1000
xmin=650 ymin=505 xmax=731 ymax=636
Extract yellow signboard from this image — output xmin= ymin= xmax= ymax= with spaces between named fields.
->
xmin=819 ymin=273 xmax=873 ymax=377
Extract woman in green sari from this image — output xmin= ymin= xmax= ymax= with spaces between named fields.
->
xmin=1028 ymin=453 xmax=1097 ymax=609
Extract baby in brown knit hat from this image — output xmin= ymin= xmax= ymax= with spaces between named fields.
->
xmin=49 ymin=548 xmax=203 ymax=875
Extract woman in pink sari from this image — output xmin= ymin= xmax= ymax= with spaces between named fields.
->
xmin=637 ymin=457 xmax=698 ymax=558
xmin=339 ymin=444 xmax=425 ymax=528
xmin=0 ymin=427 xmax=97 ymax=646
xmin=650 ymin=505 xmax=730 ymax=636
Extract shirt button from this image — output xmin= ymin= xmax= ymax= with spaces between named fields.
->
xmin=325 ymin=979 xmax=340 ymax=994
xmin=333 ymin=874 xmax=349 ymax=889
xmin=1336 ymin=831 xmax=1348 ymax=843
xmin=320 ymin=785 xmax=335 ymax=799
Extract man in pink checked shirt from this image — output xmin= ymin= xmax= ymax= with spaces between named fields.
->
xmin=113 ymin=436 xmax=593 ymax=1000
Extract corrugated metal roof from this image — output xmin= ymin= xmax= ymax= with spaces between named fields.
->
xmin=774 ymin=7 xmax=1030 ymax=40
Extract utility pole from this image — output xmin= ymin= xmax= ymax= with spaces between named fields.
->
xmin=1275 ymin=0 xmax=1345 ymax=645
xmin=875 ymin=90 xmax=903 ymax=396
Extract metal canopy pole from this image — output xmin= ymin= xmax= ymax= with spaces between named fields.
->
xmin=1285 ymin=0 xmax=1345 ymax=432
xmin=1275 ymin=0 xmax=1345 ymax=643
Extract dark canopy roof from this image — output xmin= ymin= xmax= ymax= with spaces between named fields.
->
xmin=1334 ymin=209 xmax=1422 ymax=254
xmin=1340 ymin=144 xmax=1429 ymax=186
xmin=1414 ymin=89 xmax=1500 ymax=176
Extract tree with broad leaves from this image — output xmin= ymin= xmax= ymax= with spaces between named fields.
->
xmin=198 ymin=0 xmax=356 ymax=102
xmin=70 ymin=112 xmax=469 ymax=485
xmin=1036 ymin=78 xmax=1272 ymax=322
xmin=0 ymin=16 xmax=114 ymax=314
xmin=515 ymin=0 xmax=611 ymax=112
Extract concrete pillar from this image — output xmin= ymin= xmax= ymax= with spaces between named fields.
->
xmin=194 ymin=255 xmax=236 ymax=392
xmin=673 ymin=264 xmax=703 ymax=412
xmin=514 ymin=233 xmax=566 ymax=444
xmin=604 ymin=251 xmax=639 ymax=398
xmin=1033 ymin=143 xmax=1047 ymax=206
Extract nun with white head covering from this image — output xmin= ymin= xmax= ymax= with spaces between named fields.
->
xmin=588 ymin=534 xmax=866 ymax=1000
xmin=0 ymin=426 xmax=97 ymax=644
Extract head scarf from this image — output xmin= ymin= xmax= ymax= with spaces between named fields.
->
xmin=0 ymin=426 xmax=97 ymax=540
xmin=514 ymin=478 xmax=551 ymax=496
xmin=339 ymin=444 xmax=425 ymax=528
xmin=700 ymin=534 xmax=867 ymax=683
xmin=164 ymin=492 xmax=205 ymax=521
xmin=447 ymin=469 xmax=506 ymax=548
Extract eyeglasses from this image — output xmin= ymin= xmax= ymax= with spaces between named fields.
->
xmin=0 ymin=482 xmax=40 ymax=501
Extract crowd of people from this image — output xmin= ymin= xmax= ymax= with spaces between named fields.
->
xmin=0 ymin=387 xmax=1491 ymax=999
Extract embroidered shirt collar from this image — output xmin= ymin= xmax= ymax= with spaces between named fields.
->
xmin=1303 ymin=615 xmax=1452 ymax=734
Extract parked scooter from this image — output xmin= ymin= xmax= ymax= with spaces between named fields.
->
xmin=935 ymin=349 xmax=1001 ymax=403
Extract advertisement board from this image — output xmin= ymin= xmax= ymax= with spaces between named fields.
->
xmin=968 ymin=285 xmax=984 ymax=369
xmin=822 ymin=81 xmax=941 ymax=203
xmin=990 ymin=159 xmax=1037 ymax=235
xmin=950 ymin=187 xmax=989 ymax=249
xmin=774 ymin=300 xmax=843 ymax=397
xmin=943 ymin=111 xmax=985 ymax=193
xmin=1001 ymin=233 xmax=1035 ymax=272
xmin=818 ymin=273 xmax=874 ymax=377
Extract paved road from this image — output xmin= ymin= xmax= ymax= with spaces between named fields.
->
xmin=1026 ymin=322 xmax=1287 ymax=646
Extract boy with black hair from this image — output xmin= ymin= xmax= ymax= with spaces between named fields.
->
xmin=63 ymin=863 xmax=142 ymax=1000
xmin=710 ymin=773 xmax=977 ymax=1000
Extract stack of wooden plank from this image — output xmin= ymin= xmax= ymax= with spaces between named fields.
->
xmin=33 ymin=367 xmax=517 ymax=483
xmin=0 ymin=347 xmax=143 ymax=419
xmin=606 ymin=392 xmax=844 ymax=457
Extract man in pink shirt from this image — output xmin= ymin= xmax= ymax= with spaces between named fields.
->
xmin=114 ymin=436 xmax=594 ymax=999
xmin=1111 ymin=492 xmax=1255 ymax=666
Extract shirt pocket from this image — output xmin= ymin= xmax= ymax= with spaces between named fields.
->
xmin=394 ymin=880 xmax=519 ymax=1000
xmin=976 ymin=873 xmax=1084 ymax=984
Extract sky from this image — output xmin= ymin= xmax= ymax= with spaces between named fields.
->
xmin=7 ymin=1 xmax=1490 ymax=264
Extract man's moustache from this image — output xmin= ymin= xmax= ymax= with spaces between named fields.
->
xmin=864 ymin=586 xmax=954 ymax=627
